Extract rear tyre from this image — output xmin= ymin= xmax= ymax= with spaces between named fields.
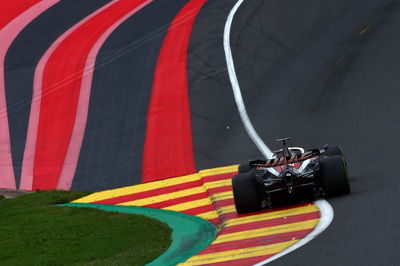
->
xmin=232 ymin=172 xmax=262 ymax=213
xmin=238 ymin=163 xmax=251 ymax=174
xmin=319 ymin=155 xmax=351 ymax=197
xmin=324 ymin=145 xmax=344 ymax=157
xmin=324 ymin=145 xmax=348 ymax=168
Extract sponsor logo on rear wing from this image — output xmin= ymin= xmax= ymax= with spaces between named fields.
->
xmin=250 ymin=149 xmax=320 ymax=168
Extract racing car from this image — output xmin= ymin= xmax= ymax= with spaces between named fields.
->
xmin=232 ymin=137 xmax=351 ymax=213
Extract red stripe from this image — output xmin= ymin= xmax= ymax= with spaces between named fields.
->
xmin=218 ymin=203 xmax=316 ymax=222
xmin=220 ymin=212 xmax=320 ymax=235
xmin=0 ymin=0 xmax=54 ymax=190
xmin=213 ymin=198 xmax=234 ymax=208
xmin=0 ymin=0 xmax=41 ymax=29
xmin=143 ymin=192 xmax=209 ymax=209
xmin=142 ymin=0 xmax=208 ymax=182
xmin=205 ymin=254 xmax=275 ymax=266
xmin=56 ymin=0 xmax=153 ymax=190
xmin=92 ymin=180 xmax=203 ymax=205
xmin=208 ymin=217 xmax=221 ymax=226
xmin=207 ymin=186 xmax=232 ymax=195
xmin=92 ymin=173 xmax=235 ymax=205
xmin=32 ymin=0 xmax=151 ymax=190
xmin=200 ymin=229 xmax=313 ymax=255
xmin=220 ymin=210 xmax=269 ymax=222
xmin=182 ymin=204 xmax=216 ymax=216
xmin=201 ymin=173 xmax=234 ymax=183
xmin=219 ymin=212 xmax=239 ymax=221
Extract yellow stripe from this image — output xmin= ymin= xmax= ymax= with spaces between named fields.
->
xmin=179 ymin=240 xmax=297 ymax=265
xmin=116 ymin=187 xmax=206 ymax=206
xmin=213 ymin=219 xmax=319 ymax=244
xmin=214 ymin=204 xmax=318 ymax=224
xmin=199 ymin=165 xmax=238 ymax=177
xmin=160 ymin=198 xmax=213 ymax=212
xmin=73 ymin=173 xmax=201 ymax=203
xmin=74 ymin=165 xmax=238 ymax=204
xmin=224 ymin=204 xmax=319 ymax=227
xmin=203 ymin=179 xmax=231 ymax=190
xmin=209 ymin=191 xmax=233 ymax=201
xmin=216 ymin=205 xmax=236 ymax=215
xmin=196 ymin=210 xmax=219 ymax=220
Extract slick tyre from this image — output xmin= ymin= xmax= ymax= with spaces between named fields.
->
xmin=232 ymin=173 xmax=261 ymax=213
xmin=238 ymin=163 xmax=251 ymax=174
xmin=320 ymin=155 xmax=351 ymax=197
xmin=324 ymin=145 xmax=344 ymax=157
xmin=325 ymin=145 xmax=347 ymax=167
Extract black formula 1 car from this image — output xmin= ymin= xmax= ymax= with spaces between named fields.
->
xmin=232 ymin=137 xmax=351 ymax=213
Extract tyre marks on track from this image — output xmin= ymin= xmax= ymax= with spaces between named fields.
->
xmin=19 ymin=0 xmax=153 ymax=190
xmin=3 ymin=0 xmax=113 ymax=189
xmin=74 ymin=166 xmax=320 ymax=265
xmin=71 ymin=0 xmax=191 ymax=191
xmin=3 ymin=0 xmax=208 ymax=190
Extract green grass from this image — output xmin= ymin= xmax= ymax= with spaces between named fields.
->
xmin=0 ymin=194 xmax=5 ymax=200
xmin=0 ymin=191 xmax=171 ymax=266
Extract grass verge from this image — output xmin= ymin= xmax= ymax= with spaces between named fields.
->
xmin=0 ymin=190 xmax=171 ymax=265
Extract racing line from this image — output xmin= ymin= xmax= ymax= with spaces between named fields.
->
xmin=223 ymin=0 xmax=334 ymax=263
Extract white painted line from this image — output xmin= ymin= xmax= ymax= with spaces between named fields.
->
xmin=253 ymin=200 xmax=334 ymax=265
xmin=223 ymin=0 xmax=335 ymax=264
xmin=223 ymin=0 xmax=273 ymax=159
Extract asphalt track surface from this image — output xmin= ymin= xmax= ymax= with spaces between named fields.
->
xmin=189 ymin=0 xmax=400 ymax=265
xmin=4 ymin=0 xmax=193 ymax=191
xmin=2 ymin=0 xmax=400 ymax=264
xmin=5 ymin=0 xmax=112 ymax=188
xmin=72 ymin=0 xmax=190 ymax=191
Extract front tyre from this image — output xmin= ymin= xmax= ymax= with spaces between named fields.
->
xmin=319 ymin=155 xmax=351 ymax=197
xmin=232 ymin=172 xmax=262 ymax=213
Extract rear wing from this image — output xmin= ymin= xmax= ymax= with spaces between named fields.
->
xmin=249 ymin=149 xmax=321 ymax=168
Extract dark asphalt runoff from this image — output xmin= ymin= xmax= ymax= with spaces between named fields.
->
xmin=188 ymin=0 xmax=400 ymax=265
xmin=72 ymin=0 xmax=190 ymax=192
xmin=5 ymin=0 xmax=190 ymax=191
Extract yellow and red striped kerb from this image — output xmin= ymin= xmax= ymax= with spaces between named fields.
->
xmin=74 ymin=165 xmax=320 ymax=265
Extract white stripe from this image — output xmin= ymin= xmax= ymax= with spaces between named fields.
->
xmin=223 ymin=1 xmax=334 ymax=264
xmin=223 ymin=0 xmax=273 ymax=159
